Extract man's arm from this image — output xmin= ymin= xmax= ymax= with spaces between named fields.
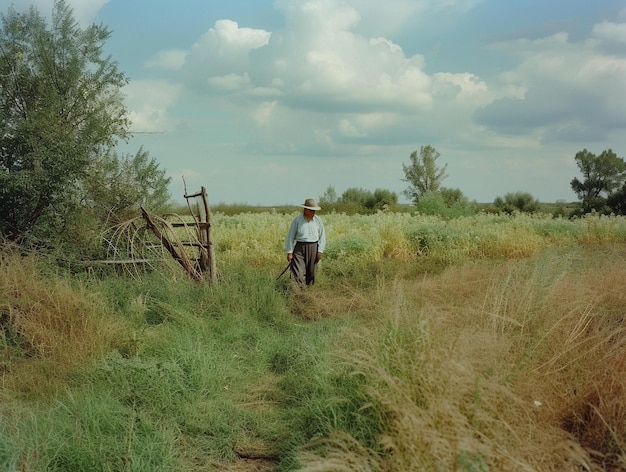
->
xmin=316 ymin=216 xmax=326 ymax=253
xmin=285 ymin=217 xmax=299 ymax=254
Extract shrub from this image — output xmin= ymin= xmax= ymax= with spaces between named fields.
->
xmin=415 ymin=190 xmax=477 ymax=218
xmin=493 ymin=191 xmax=540 ymax=214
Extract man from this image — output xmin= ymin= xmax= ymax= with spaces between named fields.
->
xmin=285 ymin=198 xmax=326 ymax=285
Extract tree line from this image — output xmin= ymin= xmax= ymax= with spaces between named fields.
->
xmin=319 ymin=143 xmax=626 ymax=218
xmin=397 ymin=145 xmax=626 ymax=217
xmin=1 ymin=1 xmax=625 ymax=256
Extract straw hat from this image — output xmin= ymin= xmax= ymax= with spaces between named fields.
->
xmin=300 ymin=198 xmax=321 ymax=211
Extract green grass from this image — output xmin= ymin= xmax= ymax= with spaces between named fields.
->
xmin=2 ymin=212 xmax=626 ymax=471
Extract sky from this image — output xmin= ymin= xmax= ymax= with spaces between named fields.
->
xmin=3 ymin=0 xmax=626 ymax=206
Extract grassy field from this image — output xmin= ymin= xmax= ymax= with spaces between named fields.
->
xmin=2 ymin=211 xmax=626 ymax=471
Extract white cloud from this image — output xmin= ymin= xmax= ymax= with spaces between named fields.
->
xmin=592 ymin=21 xmax=626 ymax=44
xmin=343 ymin=0 xmax=424 ymax=34
xmin=181 ymin=19 xmax=271 ymax=88
xmin=433 ymin=72 xmax=489 ymax=103
xmin=207 ymin=73 xmax=251 ymax=91
xmin=318 ymin=0 xmax=482 ymax=37
xmin=160 ymin=0 xmax=504 ymax=161
xmin=124 ymin=80 xmax=184 ymax=133
xmin=338 ymin=118 xmax=367 ymax=137
xmin=275 ymin=0 xmax=361 ymax=32
xmin=248 ymin=0 xmax=438 ymax=113
xmin=476 ymin=31 xmax=626 ymax=142
xmin=253 ymin=101 xmax=278 ymax=125
xmin=144 ymin=49 xmax=188 ymax=71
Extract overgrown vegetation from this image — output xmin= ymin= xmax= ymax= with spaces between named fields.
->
xmin=0 ymin=1 xmax=170 ymax=253
xmin=493 ymin=191 xmax=541 ymax=214
xmin=2 ymin=212 xmax=626 ymax=471
xmin=1 ymin=3 xmax=626 ymax=472
xmin=318 ymin=186 xmax=400 ymax=213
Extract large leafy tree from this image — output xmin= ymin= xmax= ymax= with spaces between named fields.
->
xmin=402 ymin=145 xmax=448 ymax=204
xmin=0 ymin=0 xmax=130 ymax=241
xmin=570 ymin=149 xmax=626 ymax=214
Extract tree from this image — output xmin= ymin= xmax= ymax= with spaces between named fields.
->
xmin=319 ymin=185 xmax=338 ymax=206
xmin=83 ymin=147 xmax=172 ymax=225
xmin=372 ymin=188 xmax=398 ymax=210
xmin=440 ymin=187 xmax=467 ymax=208
xmin=0 ymin=0 xmax=130 ymax=241
xmin=402 ymin=145 xmax=448 ymax=203
xmin=341 ymin=187 xmax=373 ymax=207
xmin=415 ymin=188 xmax=476 ymax=218
xmin=570 ymin=149 xmax=626 ymax=214
xmin=493 ymin=191 xmax=540 ymax=214
xmin=338 ymin=187 xmax=398 ymax=210
xmin=607 ymin=184 xmax=626 ymax=215
xmin=319 ymin=186 xmax=398 ymax=212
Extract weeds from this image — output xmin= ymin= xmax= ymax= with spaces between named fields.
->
xmin=2 ymin=213 xmax=626 ymax=471
xmin=294 ymin=245 xmax=626 ymax=471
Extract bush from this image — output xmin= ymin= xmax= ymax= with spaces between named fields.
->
xmin=415 ymin=190 xmax=477 ymax=218
xmin=493 ymin=191 xmax=540 ymax=214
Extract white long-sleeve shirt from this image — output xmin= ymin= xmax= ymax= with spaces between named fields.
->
xmin=285 ymin=214 xmax=326 ymax=253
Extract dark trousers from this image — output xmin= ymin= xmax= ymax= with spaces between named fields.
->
xmin=290 ymin=241 xmax=318 ymax=285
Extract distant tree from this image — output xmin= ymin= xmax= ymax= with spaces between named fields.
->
xmin=319 ymin=186 xmax=338 ymax=206
xmin=570 ymin=149 xmax=626 ymax=214
xmin=83 ymin=148 xmax=171 ymax=225
xmin=606 ymin=183 xmax=626 ymax=215
xmin=440 ymin=187 xmax=467 ymax=207
xmin=372 ymin=188 xmax=398 ymax=210
xmin=493 ymin=191 xmax=540 ymax=214
xmin=339 ymin=187 xmax=398 ymax=210
xmin=402 ymin=145 xmax=448 ymax=204
xmin=320 ymin=187 xmax=399 ymax=212
xmin=416 ymin=188 xmax=476 ymax=218
xmin=341 ymin=187 xmax=373 ymax=207
xmin=0 ymin=0 xmax=130 ymax=241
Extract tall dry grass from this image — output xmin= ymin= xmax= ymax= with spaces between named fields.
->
xmin=4 ymin=211 xmax=626 ymax=470
xmin=0 ymin=247 xmax=129 ymax=394
xmin=297 ymin=245 xmax=626 ymax=471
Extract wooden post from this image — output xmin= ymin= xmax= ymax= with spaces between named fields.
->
xmin=182 ymin=186 xmax=217 ymax=282
xmin=200 ymin=187 xmax=217 ymax=282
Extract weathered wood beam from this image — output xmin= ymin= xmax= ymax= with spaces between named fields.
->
xmin=140 ymin=207 xmax=202 ymax=282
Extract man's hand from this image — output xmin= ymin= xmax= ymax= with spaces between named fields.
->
xmin=316 ymin=252 xmax=322 ymax=263
xmin=287 ymin=253 xmax=293 ymax=262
